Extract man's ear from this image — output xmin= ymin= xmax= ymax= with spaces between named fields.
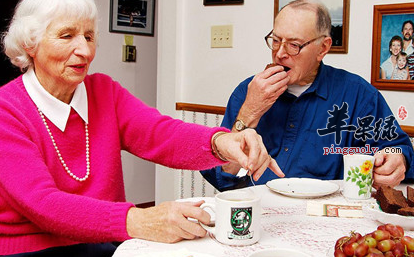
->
xmin=317 ymin=36 xmax=332 ymax=62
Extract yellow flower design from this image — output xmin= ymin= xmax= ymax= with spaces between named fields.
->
xmin=360 ymin=160 xmax=373 ymax=175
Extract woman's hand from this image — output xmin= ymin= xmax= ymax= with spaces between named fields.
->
xmin=126 ymin=201 xmax=210 ymax=243
xmin=214 ymin=129 xmax=285 ymax=181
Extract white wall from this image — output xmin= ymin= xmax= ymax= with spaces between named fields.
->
xmin=156 ymin=0 xmax=414 ymax=204
xmin=89 ymin=1 xmax=158 ymax=204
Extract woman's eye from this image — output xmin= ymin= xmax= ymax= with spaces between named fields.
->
xmin=60 ymin=34 xmax=72 ymax=39
xmin=86 ymin=36 xmax=95 ymax=42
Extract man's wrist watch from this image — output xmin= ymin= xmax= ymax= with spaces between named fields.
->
xmin=234 ymin=119 xmax=248 ymax=131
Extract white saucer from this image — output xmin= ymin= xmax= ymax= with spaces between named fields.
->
xmin=266 ymin=178 xmax=340 ymax=198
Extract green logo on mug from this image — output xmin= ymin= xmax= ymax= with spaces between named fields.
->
xmin=228 ymin=207 xmax=253 ymax=240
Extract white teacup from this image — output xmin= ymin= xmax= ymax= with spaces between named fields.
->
xmin=200 ymin=190 xmax=261 ymax=246
xmin=342 ymin=154 xmax=375 ymax=200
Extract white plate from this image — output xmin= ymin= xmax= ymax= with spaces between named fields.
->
xmin=266 ymin=178 xmax=340 ymax=198
xmin=364 ymin=202 xmax=414 ymax=230
xmin=248 ymin=248 xmax=311 ymax=257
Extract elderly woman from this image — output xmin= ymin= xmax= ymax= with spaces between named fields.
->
xmin=0 ymin=0 xmax=283 ymax=256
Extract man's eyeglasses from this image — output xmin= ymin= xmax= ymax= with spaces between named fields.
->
xmin=264 ymin=31 xmax=327 ymax=56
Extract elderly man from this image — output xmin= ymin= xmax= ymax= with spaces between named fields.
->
xmin=201 ymin=0 xmax=414 ymax=191
xmin=404 ymin=20 xmax=414 ymax=79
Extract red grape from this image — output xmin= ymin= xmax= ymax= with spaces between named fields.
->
xmin=373 ymin=230 xmax=391 ymax=241
xmin=335 ymin=236 xmax=350 ymax=250
xmin=343 ymin=242 xmax=358 ymax=256
xmin=377 ymin=239 xmax=396 ymax=253
xmin=332 ymin=224 xmax=409 ymax=257
xmin=392 ymin=240 xmax=404 ymax=257
xmin=354 ymin=242 xmax=369 ymax=257
xmin=334 ymin=248 xmax=347 ymax=257
xmin=384 ymin=224 xmax=404 ymax=238
xmin=401 ymin=236 xmax=414 ymax=251
xmin=365 ymin=236 xmax=378 ymax=248
xmin=384 ymin=251 xmax=395 ymax=257
xmin=366 ymin=253 xmax=385 ymax=257
xmin=368 ymin=247 xmax=383 ymax=254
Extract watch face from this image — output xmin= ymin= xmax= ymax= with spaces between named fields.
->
xmin=235 ymin=120 xmax=245 ymax=131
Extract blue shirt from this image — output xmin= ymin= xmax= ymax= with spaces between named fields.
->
xmin=201 ymin=62 xmax=414 ymax=191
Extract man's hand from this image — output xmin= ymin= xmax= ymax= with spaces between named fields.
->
xmin=126 ymin=201 xmax=210 ymax=243
xmin=214 ymin=129 xmax=285 ymax=181
xmin=237 ymin=65 xmax=289 ymax=129
xmin=373 ymin=148 xmax=407 ymax=188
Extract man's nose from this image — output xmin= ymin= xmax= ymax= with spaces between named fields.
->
xmin=275 ymin=42 xmax=289 ymax=59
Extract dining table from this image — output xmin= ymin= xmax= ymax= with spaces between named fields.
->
xmin=112 ymin=180 xmax=414 ymax=257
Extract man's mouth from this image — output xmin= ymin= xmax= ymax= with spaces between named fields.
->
xmin=282 ymin=66 xmax=291 ymax=72
xmin=265 ymin=63 xmax=291 ymax=72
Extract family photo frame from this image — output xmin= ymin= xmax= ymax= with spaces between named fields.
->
xmin=109 ymin=0 xmax=155 ymax=36
xmin=274 ymin=0 xmax=349 ymax=54
xmin=371 ymin=3 xmax=414 ymax=91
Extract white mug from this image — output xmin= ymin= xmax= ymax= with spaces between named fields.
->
xmin=342 ymin=154 xmax=375 ymax=200
xmin=200 ymin=190 xmax=261 ymax=246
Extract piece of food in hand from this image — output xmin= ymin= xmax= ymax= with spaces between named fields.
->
xmin=265 ymin=63 xmax=290 ymax=72
xmin=265 ymin=63 xmax=277 ymax=70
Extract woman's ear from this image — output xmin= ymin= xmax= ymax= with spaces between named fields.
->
xmin=317 ymin=36 xmax=332 ymax=62
xmin=24 ymin=46 xmax=36 ymax=58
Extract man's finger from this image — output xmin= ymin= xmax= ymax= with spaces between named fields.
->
xmin=374 ymin=151 xmax=385 ymax=167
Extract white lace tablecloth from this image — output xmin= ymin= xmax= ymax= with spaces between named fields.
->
xmin=112 ymin=181 xmax=414 ymax=257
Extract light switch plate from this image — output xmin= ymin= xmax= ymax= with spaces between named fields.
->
xmin=211 ymin=25 xmax=233 ymax=48
xmin=122 ymin=45 xmax=136 ymax=62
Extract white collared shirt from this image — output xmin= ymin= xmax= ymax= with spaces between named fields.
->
xmin=288 ymin=83 xmax=311 ymax=97
xmin=404 ymin=40 xmax=414 ymax=56
xmin=22 ymin=68 xmax=88 ymax=132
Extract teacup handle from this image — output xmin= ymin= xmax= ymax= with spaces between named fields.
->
xmin=199 ymin=203 xmax=215 ymax=234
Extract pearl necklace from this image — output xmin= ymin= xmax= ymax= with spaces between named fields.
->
xmin=38 ymin=109 xmax=90 ymax=182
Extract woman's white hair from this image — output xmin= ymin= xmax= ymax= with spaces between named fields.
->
xmin=2 ymin=0 xmax=98 ymax=72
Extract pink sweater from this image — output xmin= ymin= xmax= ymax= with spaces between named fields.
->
xmin=0 ymin=73 xmax=227 ymax=255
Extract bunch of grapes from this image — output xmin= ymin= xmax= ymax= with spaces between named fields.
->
xmin=334 ymin=223 xmax=414 ymax=257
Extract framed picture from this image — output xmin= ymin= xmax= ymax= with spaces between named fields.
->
xmin=274 ymin=0 xmax=349 ymax=54
xmin=203 ymin=0 xmax=243 ymax=5
xmin=371 ymin=3 xmax=414 ymax=91
xmin=109 ymin=0 xmax=155 ymax=36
